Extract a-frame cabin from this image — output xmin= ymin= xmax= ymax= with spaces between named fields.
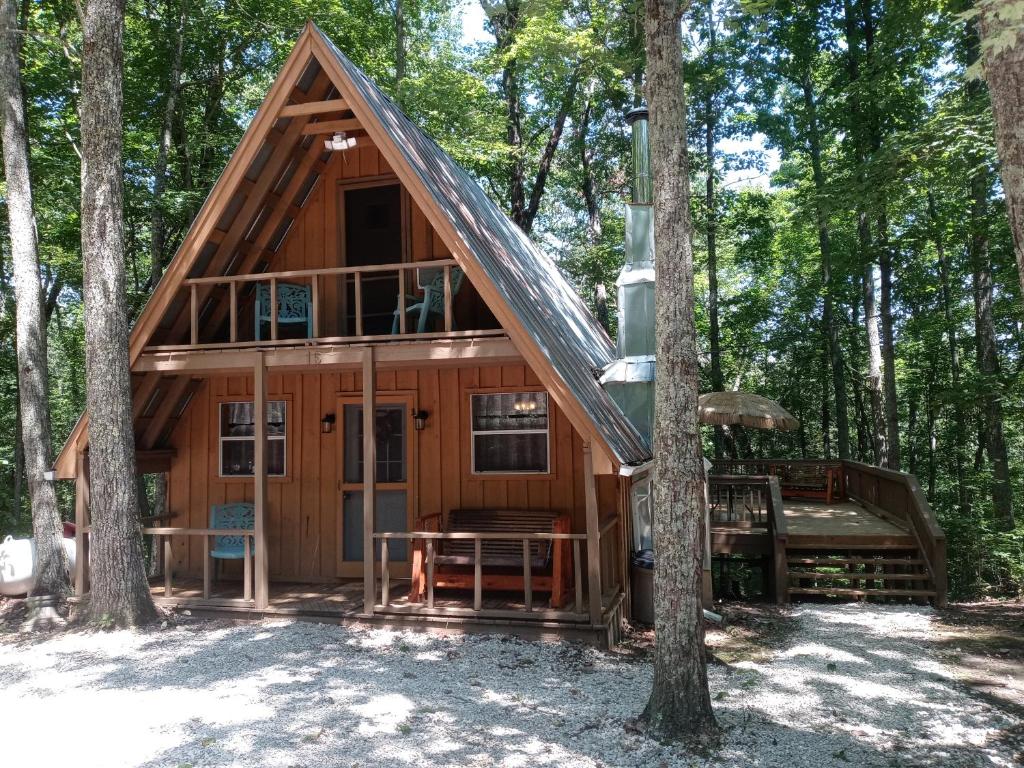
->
xmin=55 ymin=23 xmax=651 ymax=644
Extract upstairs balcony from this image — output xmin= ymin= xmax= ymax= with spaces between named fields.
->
xmin=143 ymin=258 xmax=506 ymax=357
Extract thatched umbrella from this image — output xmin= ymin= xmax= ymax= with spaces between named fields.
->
xmin=698 ymin=391 xmax=799 ymax=431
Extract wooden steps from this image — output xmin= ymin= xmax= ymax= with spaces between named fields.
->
xmin=785 ymin=546 xmax=937 ymax=604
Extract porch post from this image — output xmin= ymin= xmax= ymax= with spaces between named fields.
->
xmin=253 ymin=351 xmax=269 ymax=609
xmin=583 ymin=442 xmax=603 ymax=625
xmin=74 ymin=451 xmax=90 ymax=597
xmin=362 ymin=346 xmax=376 ymax=615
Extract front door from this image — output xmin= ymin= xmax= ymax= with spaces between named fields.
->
xmin=337 ymin=396 xmax=413 ymax=578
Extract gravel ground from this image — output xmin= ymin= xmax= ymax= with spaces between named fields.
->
xmin=0 ymin=604 xmax=1019 ymax=767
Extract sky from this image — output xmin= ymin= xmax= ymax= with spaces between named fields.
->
xmin=455 ymin=1 xmax=779 ymax=190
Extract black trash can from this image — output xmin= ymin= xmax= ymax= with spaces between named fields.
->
xmin=631 ymin=549 xmax=655 ymax=625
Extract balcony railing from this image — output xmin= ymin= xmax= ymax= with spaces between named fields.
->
xmin=148 ymin=258 xmax=503 ymax=351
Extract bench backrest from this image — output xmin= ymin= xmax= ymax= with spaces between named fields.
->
xmin=443 ymin=509 xmax=562 ymax=567
xmin=210 ymin=503 xmax=254 ymax=556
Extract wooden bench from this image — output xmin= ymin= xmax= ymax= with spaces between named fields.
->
xmin=774 ymin=463 xmax=840 ymax=503
xmin=411 ymin=509 xmax=572 ymax=609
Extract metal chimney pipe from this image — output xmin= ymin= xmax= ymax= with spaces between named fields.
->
xmin=625 ymin=106 xmax=651 ymax=205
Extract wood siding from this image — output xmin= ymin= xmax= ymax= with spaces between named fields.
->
xmin=165 ymin=363 xmax=619 ymax=581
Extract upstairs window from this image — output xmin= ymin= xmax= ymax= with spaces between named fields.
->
xmin=219 ymin=401 xmax=287 ymax=477
xmin=471 ymin=392 xmax=549 ymax=474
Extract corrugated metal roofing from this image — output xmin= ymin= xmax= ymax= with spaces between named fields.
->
xmin=316 ymin=27 xmax=651 ymax=465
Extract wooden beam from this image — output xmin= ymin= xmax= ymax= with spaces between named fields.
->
xmin=74 ymin=452 xmax=89 ymax=597
xmin=131 ymin=373 xmax=162 ymax=420
xmin=253 ymin=352 xmax=269 ymax=610
xmin=140 ymin=376 xmax=192 ymax=449
xmin=279 ymin=98 xmax=349 ymax=117
xmin=583 ymin=443 xmax=603 ymax=625
xmin=362 ymin=347 xmax=376 ymax=615
xmin=301 ymin=118 xmax=361 ymax=135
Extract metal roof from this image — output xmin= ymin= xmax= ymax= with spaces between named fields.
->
xmin=316 ymin=28 xmax=651 ymax=465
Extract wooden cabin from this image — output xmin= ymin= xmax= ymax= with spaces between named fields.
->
xmin=54 ymin=23 xmax=650 ymax=645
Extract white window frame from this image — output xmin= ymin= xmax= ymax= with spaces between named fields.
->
xmin=218 ymin=400 xmax=287 ymax=478
xmin=470 ymin=392 xmax=550 ymax=475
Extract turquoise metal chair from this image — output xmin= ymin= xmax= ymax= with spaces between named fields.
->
xmin=392 ymin=267 xmax=465 ymax=334
xmin=209 ymin=503 xmax=255 ymax=579
xmin=255 ymin=282 xmax=313 ymax=340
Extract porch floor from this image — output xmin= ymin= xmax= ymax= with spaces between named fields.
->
xmin=148 ymin=578 xmax=582 ymax=617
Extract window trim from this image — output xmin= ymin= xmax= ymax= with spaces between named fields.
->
xmin=469 ymin=391 xmax=552 ymax=476
xmin=218 ymin=399 xmax=288 ymax=478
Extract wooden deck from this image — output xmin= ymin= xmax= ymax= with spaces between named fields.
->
xmin=783 ymin=500 xmax=913 ymax=546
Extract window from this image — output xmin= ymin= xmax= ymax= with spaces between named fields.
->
xmin=219 ymin=401 xmax=286 ymax=477
xmin=471 ymin=392 xmax=549 ymax=474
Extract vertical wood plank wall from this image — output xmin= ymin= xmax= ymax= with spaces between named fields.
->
xmin=165 ymin=364 xmax=619 ymax=581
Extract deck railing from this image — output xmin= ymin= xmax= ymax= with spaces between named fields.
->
xmin=141 ymin=527 xmax=254 ymax=605
xmin=707 ymin=474 xmax=788 ymax=603
xmin=149 ymin=258 xmax=502 ymax=351
xmin=711 ymin=458 xmax=844 ymax=499
xmin=841 ymin=461 xmax=947 ymax=605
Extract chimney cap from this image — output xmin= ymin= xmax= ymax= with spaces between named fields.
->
xmin=625 ymin=106 xmax=649 ymax=125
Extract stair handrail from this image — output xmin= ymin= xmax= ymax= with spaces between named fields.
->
xmin=766 ymin=476 xmax=789 ymax=604
xmin=840 ymin=460 xmax=947 ymax=606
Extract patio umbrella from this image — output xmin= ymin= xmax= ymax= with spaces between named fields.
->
xmin=698 ymin=391 xmax=799 ymax=431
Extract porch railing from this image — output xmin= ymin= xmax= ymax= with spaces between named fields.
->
xmin=371 ymin=515 xmax=620 ymax=622
xmin=149 ymin=258 xmax=501 ymax=351
xmin=711 ymin=458 xmax=845 ymax=499
xmin=140 ymin=527 xmax=254 ymax=605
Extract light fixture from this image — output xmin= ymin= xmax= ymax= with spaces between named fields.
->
xmin=413 ymin=409 xmax=429 ymax=431
xmin=513 ymin=398 xmax=538 ymax=413
xmin=321 ymin=413 xmax=336 ymax=434
xmin=324 ymin=131 xmax=357 ymax=151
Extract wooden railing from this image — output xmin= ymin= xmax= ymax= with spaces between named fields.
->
xmin=141 ymin=527 xmax=254 ymax=605
xmin=841 ymin=461 xmax=947 ymax=605
xmin=150 ymin=258 xmax=498 ymax=350
xmin=711 ymin=458 xmax=844 ymax=500
xmin=707 ymin=475 xmax=788 ymax=603
xmin=372 ymin=526 xmax=612 ymax=622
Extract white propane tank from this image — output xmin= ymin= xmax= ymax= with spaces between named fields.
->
xmin=0 ymin=536 xmax=76 ymax=597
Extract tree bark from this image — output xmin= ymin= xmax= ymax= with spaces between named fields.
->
xmin=978 ymin=0 xmax=1024 ymax=308
xmin=704 ymin=0 xmax=725 ymax=459
xmin=875 ymin=213 xmax=901 ymax=470
xmin=79 ymin=0 xmax=158 ymax=626
xmin=641 ymin=0 xmax=718 ymax=744
xmin=801 ymin=73 xmax=850 ymax=460
xmin=0 ymin=0 xmax=70 ymax=597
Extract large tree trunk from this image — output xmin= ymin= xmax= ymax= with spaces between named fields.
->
xmin=978 ymin=1 xmax=1024 ymax=307
xmin=802 ymin=74 xmax=850 ymax=460
xmin=0 ymin=0 xmax=70 ymax=597
xmin=875 ymin=213 xmax=901 ymax=470
xmin=79 ymin=0 xmax=158 ymax=626
xmin=641 ymin=0 xmax=718 ymax=744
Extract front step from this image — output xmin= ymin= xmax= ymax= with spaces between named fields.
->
xmin=789 ymin=587 xmax=937 ymax=599
xmin=785 ymin=547 xmax=937 ymax=604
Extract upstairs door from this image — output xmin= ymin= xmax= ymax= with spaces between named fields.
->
xmin=341 ymin=183 xmax=404 ymax=336
xmin=337 ymin=395 xmax=414 ymax=579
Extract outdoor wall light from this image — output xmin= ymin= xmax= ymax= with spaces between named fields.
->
xmin=413 ymin=410 xmax=429 ymax=431
xmin=324 ymin=131 xmax=357 ymax=152
xmin=321 ymin=413 xmax=336 ymax=434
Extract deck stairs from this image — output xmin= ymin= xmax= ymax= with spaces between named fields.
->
xmin=784 ymin=545 xmax=938 ymax=603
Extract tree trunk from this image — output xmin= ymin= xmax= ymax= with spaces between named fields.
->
xmin=641 ymin=0 xmax=717 ymax=744
xmin=394 ymin=0 xmax=406 ymax=101
xmin=148 ymin=0 xmax=187 ymax=289
xmin=578 ymin=96 xmax=602 ymax=243
xmin=79 ymin=0 xmax=158 ymax=626
xmin=862 ymin=263 xmax=887 ymax=465
xmin=875 ymin=212 xmax=901 ymax=470
xmin=0 ymin=0 xmax=70 ymax=597
xmin=802 ymin=74 xmax=849 ymax=459
xmin=928 ymin=190 xmax=970 ymax=516
xmin=978 ymin=1 xmax=1024 ymax=308
xmin=705 ymin=2 xmax=725 ymax=459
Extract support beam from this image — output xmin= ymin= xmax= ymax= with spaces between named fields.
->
xmin=131 ymin=373 xmax=163 ymax=420
xmin=140 ymin=375 xmax=192 ymax=449
xmin=583 ymin=443 xmax=603 ymax=625
xmin=362 ymin=347 xmax=376 ymax=615
xmin=73 ymin=452 xmax=90 ymax=597
xmin=253 ymin=352 xmax=269 ymax=609
xmin=279 ymin=98 xmax=349 ymax=117
xmin=301 ymin=118 xmax=362 ymax=135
